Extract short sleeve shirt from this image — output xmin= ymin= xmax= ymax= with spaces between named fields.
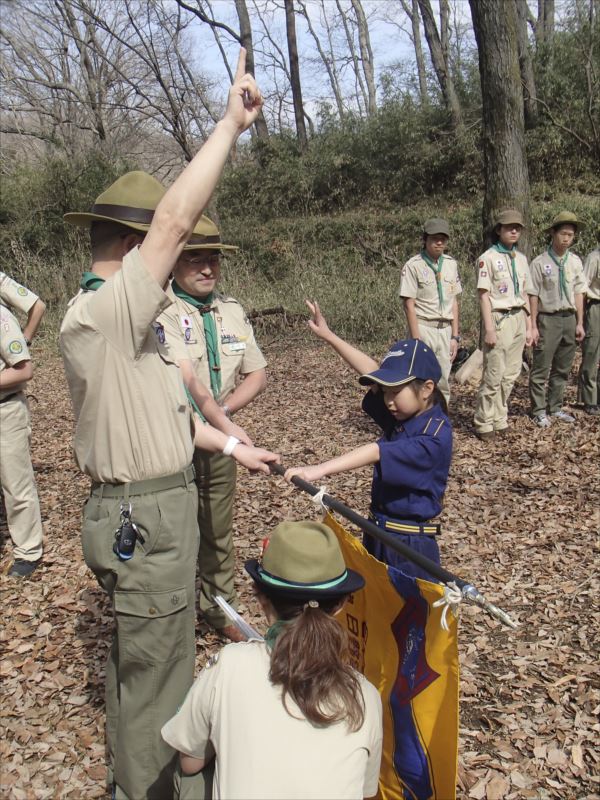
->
xmin=159 ymin=289 xmax=267 ymax=402
xmin=0 ymin=272 xmax=39 ymax=314
xmin=400 ymin=253 xmax=461 ymax=322
xmin=161 ymin=641 xmax=383 ymax=800
xmin=0 ymin=303 xmax=30 ymax=400
xmin=59 ymin=247 xmax=194 ymax=484
xmin=476 ymin=247 xmax=530 ymax=311
xmin=583 ymin=249 xmax=600 ymax=302
xmin=528 ymin=250 xmax=587 ymax=312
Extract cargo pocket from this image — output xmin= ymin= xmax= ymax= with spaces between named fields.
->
xmin=114 ymin=587 xmax=190 ymax=663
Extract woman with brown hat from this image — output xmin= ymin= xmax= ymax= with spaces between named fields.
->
xmin=161 ymin=520 xmax=383 ymax=799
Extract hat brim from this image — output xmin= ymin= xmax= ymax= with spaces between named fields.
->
xmin=63 ymin=212 xmax=152 ymax=233
xmin=244 ymin=559 xmax=365 ymax=600
xmin=358 ymin=372 xmax=416 ymax=388
xmin=183 ymin=242 xmax=239 ymax=252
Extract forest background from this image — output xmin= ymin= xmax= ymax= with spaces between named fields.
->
xmin=1 ymin=0 xmax=599 ymax=349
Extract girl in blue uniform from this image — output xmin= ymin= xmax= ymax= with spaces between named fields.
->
xmin=285 ymin=301 xmax=452 ymax=581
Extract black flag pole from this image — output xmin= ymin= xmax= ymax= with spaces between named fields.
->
xmin=269 ymin=463 xmax=518 ymax=630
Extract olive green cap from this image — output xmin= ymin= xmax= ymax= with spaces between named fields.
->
xmin=423 ymin=217 xmax=450 ymax=237
xmin=495 ymin=209 xmax=524 ymax=227
xmin=63 ymin=171 xmax=165 ymax=232
xmin=545 ymin=210 xmax=584 ymax=233
xmin=183 ymin=215 xmax=239 ymax=252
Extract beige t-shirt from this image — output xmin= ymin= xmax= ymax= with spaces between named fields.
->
xmin=0 ymin=303 xmax=30 ymax=400
xmin=476 ymin=247 xmax=530 ymax=311
xmin=583 ymin=248 xmax=600 ymax=302
xmin=0 ymin=272 xmax=39 ymax=314
xmin=400 ymin=253 xmax=461 ymax=322
xmin=59 ymin=247 xmax=194 ymax=484
xmin=528 ymin=250 xmax=587 ymax=312
xmin=159 ymin=289 xmax=267 ymax=402
xmin=161 ymin=640 xmax=383 ymax=800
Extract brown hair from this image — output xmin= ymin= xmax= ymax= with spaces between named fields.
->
xmin=266 ymin=594 xmax=365 ymax=731
xmin=90 ymin=221 xmax=144 ymax=258
xmin=410 ymin=378 xmax=448 ymax=415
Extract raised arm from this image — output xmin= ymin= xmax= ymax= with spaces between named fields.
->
xmin=140 ymin=49 xmax=262 ymax=287
xmin=305 ymin=300 xmax=378 ymax=375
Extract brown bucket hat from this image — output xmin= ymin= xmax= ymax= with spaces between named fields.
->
xmin=544 ymin=211 xmax=584 ymax=233
xmin=183 ymin=215 xmax=239 ymax=252
xmin=495 ymin=209 xmax=524 ymax=227
xmin=63 ymin=171 xmax=165 ymax=232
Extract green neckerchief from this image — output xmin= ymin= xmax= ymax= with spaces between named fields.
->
xmin=172 ymin=280 xmax=221 ymax=399
xmin=264 ymin=619 xmax=291 ymax=650
xmin=80 ymin=272 xmax=105 ymax=292
xmin=493 ymin=243 xmax=520 ymax=296
xmin=421 ymin=250 xmax=444 ymax=310
xmin=548 ymin=247 xmax=570 ymax=302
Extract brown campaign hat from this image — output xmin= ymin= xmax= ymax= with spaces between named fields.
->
xmin=63 ymin=171 xmax=165 ymax=232
xmin=423 ymin=217 xmax=450 ymax=237
xmin=495 ymin=209 xmax=524 ymax=227
xmin=183 ymin=215 xmax=239 ymax=252
xmin=545 ymin=210 xmax=584 ymax=233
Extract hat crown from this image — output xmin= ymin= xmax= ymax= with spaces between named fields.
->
xmin=549 ymin=210 xmax=580 ymax=229
xmin=496 ymin=209 xmax=524 ymax=227
xmin=94 ymin=170 xmax=165 ymax=211
xmin=423 ymin=217 xmax=450 ymax=236
xmin=262 ymin=521 xmax=346 ymax=585
xmin=359 ymin=338 xmax=442 ymax=387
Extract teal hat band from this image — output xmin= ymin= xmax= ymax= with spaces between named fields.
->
xmin=257 ymin=566 xmax=349 ymax=591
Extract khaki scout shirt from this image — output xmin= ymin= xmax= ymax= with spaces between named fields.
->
xmin=528 ymin=250 xmax=587 ymax=312
xmin=59 ymin=247 xmax=193 ymax=484
xmin=159 ymin=288 xmax=267 ymax=403
xmin=0 ymin=272 xmax=39 ymax=314
xmin=583 ymin=248 xmax=600 ymax=302
xmin=399 ymin=253 xmax=461 ymax=322
xmin=0 ymin=303 xmax=30 ymax=400
xmin=476 ymin=247 xmax=530 ymax=311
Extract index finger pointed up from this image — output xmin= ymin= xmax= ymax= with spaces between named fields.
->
xmin=234 ymin=48 xmax=247 ymax=82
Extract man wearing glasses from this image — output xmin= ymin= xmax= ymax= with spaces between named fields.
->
xmin=160 ymin=215 xmax=267 ymax=642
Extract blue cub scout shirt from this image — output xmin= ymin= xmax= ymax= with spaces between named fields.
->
xmin=362 ymin=390 xmax=452 ymax=522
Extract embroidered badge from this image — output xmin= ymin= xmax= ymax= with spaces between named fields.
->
xmin=421 ymin=268 xmax=429 ymax=279
xmin=180 ymin=315 xmax=192 ymax=330
xmin=497 ymin=262 xmax=506 ymax=271
xmin=8 ymin=340 xmax=23 ymax=354
xmin=479 ymin=270 xmax=487 ymax=278
xmin=543 ymin=264 xmax=552 ymax=276
xmin=17 ymin=287 xmax=27 ymax=296
xmin=152 ymin=323 xmax=165 ymax=344
xmin=498 ymin=282 xmax=508 ymax=294
xmin=184 ymin=327 xmax=192 ymax=342
xmin=496 ymin=260 xmax=503 ymax=267
xmin=478 ymin=260 xmax=484 ymax=268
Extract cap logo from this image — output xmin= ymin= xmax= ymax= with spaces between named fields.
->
xmin=383 ymin=349 xmax=405 ymax=360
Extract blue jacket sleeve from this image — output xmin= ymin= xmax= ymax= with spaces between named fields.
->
xmin=362 ymin=388 xmax=394 ymax=433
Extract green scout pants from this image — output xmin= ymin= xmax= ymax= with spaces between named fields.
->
xmin=578 ymin=300 xmax=600 ymax=406
xmin=529 ymin=311 xmax=577 ymax=416
xmin=194 ymin=450 xmax=238 ymax=629
xmin=474 ymin=309 xmax=525 ymax=433
xmin=82 ymin=477 xmax=199 ymax=800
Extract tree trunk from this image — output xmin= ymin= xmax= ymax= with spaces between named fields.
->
xmin=234 ymin=0 xmax=269 ymax=139
xmin=283 ymin=0 xmax=308 ymax=151
xmin=297 ymin=0 xmax=345 ymax=118
xmin=350 ymin=0 xmax=377 ymax=114
xmin=417 ymin=0 xmax=463 ymax=129
xmin=468 ymin=0 xmax=531 ymax=255
xmin=515 ymin=0 xmax=538 ymax=128
xmin=399 ymin=0 xmax=429 ymax=105
xmin=538 ymin=0 xmax=555 ymax=41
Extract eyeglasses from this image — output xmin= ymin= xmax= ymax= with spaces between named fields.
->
xmin=179 ymin=252 xmax=220 ymax=266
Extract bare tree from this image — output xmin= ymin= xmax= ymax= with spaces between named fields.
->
xmin=515 ymin=0 xmax=538 ymax=128
xmin=350 ymin=0 xmax=377 ymax=113
xmin=284 ymin=0 xmax=308 ymax=149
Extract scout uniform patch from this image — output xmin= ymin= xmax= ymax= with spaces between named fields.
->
xmin=9 ymin=340 xmax=23 ymax=354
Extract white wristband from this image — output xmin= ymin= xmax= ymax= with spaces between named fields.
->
xmin=222 ymin=436 xmax=240 ymax=456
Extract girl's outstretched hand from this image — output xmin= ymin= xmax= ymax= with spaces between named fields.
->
xmin=306 ymin=299 xmax=332 ymax=340
xmin=284 ymin=465 xmax=325 ymax=484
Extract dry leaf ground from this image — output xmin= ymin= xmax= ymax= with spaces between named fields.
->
xmin=1 ymin=340 xmax=598 ymax=800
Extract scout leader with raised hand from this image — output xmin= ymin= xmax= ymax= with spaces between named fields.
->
xmin=399 ymin=217 xmax=462 ymax=402
xmin=578 ymin=237 xmax=600 ymax=415
xmin=529 ymin=211 xmax=587 ymax=427
xmin=0 ymin=300 xmax=44 ymax=577
xmin=60 ymin=51 xmax=277 ymax=800
xmin=0 ymin=272 xmax=47 ymax=346
xmin=473 ymin=209 xmax=533 ymax=441
xmin=159 ymin=215 xmax=267 ymax=643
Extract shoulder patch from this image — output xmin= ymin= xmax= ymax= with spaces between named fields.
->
xmin=8 ymin=340 xmax=23 ymax=355
xmin=17 ymin=286 xmax=28 ymax=296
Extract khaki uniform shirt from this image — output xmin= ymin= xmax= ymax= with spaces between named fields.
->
xmin=477 ymin=247 xmax=530 ymax=311
xmin=59 ymin=247 xmax=193 ymax=484
xmin=583 ymin=248 xmax=600 ymax=302
xmin=528 ymin=250 xmax=587 ymax=312
xmin=161 ymin=641 xmax=383 ymax=800
xmin=400 ymin=253 xmax=461 ymax=322
xmin=0 ymin=303 xmax=30 ymax=400
xmin=159 ymin=288 xmax=267 ymax=403
xmin=0 ymin=272 xmax=39 ymax=314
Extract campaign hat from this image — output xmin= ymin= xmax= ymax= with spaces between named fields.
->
xmin=245 ymin=520 xmax=365 ymax=601
xmin=63 ymin=171 xmax=165 ymax=232
xmin=495 ymin=209 xmax=524 ymax=227
xmin=359 ymin=338 xmax=442 ymax=387
xmin=423 ymin=217 xmax=450 ymax=237
xmin=183 ymin=215 xmax=239 ymax=252
xmin=544 ymin=210 xmax=584 ymax=233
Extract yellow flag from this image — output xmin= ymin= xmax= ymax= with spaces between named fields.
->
xmin=325 ymin=512 xmax=459 ymax=800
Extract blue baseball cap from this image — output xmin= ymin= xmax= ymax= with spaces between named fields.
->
xmin=358 ymin=339 xmax=442 ymax=387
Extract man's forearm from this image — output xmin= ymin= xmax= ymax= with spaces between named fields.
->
xmin=23 ymin=298 xmax=46 ymax=343
xmin=222 ymin=369 xmax=267 ymax=414
xmin=403 ymin=298 xmax=420 ymax=339
xmin=0 ymin=361 xmax=33 ymax=388
xmin=479 ymin=291 xmax=494 ymax=332
xmin=575 ymin=293 xmax=584 ymax=326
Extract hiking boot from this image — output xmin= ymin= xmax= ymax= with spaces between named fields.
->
xmin=475 ymin=431 xmax=495 ymax=441
xmin=533 ymin=414 xmax=551 ymax=428
xmin=550 ymin=410 xmax=575 ymax=423
xmin=495 ymin=427 xmax=509 ymax=437
xmin=8 ymin=558 xmax=41 ymax=578
xmin=583 ymin=404 xmax=600 ymax=416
